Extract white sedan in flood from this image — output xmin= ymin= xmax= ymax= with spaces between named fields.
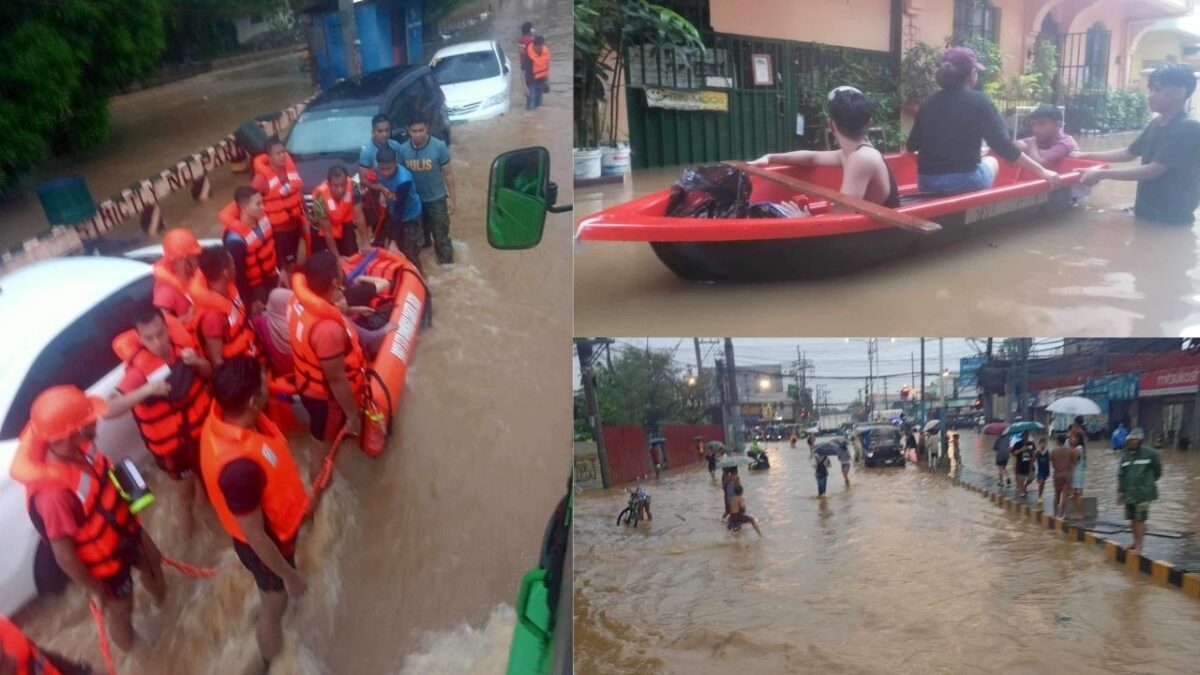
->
xmin=431 ymin=40 xmax=512 ymax=123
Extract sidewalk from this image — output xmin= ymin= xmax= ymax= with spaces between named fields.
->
xmin=926 ymin=457 xmax=1200 ymax=596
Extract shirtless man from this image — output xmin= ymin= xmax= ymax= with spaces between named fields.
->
xmin=752 ymin=87 xmax=899 ymax=208
xmin=1050 ymin=435 xmax=1079 ymax=518
xmin=726 ymin=485 xmax=763 ymax=536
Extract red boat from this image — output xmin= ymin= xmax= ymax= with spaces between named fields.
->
xmin=575 ymin=153 xmax=1107 ymax=281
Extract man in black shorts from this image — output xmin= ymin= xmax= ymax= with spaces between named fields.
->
xmin=200 ymin=357 xmax=308 ymax=670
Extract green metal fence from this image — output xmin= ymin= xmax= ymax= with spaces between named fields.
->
xmin=625 ymin=32 xmax=893 ymax=170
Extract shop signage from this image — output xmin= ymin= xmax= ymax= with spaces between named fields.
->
xmin=1140 ymin=365 xmax=1200 ymax=396
xmin=1084 ymin=373 xmax=1139 ymax=401
xmin=645 ymin=87 xmax=729 ymax=112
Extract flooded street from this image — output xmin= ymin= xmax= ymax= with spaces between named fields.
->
xmin=574 ymin=440 xmax=1200 ymax=674
xmin=573 ymin=133 xmax=1200 ymax=337
xmin=11 ymin=0 xmax=572 ymax=672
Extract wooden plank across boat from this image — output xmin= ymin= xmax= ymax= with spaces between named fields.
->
xmin=575 ymin=153 xmax=1108 ymax=281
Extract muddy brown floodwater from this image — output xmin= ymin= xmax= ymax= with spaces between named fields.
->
xmin=11 ymin=0 xmax=572 ymax=672
xmin=573 ymin=132 xmax=1200 ymax=337
xmin=574 ymin=440 xmax=1200 ymax=675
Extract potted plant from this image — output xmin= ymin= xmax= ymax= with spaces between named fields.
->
xmin=900 ymin=42 xmax=941 ymax=116
xmin=573 ymin=0 xmax=703 ymax=179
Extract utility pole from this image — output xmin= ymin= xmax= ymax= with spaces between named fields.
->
xmin=919 ymin=338 xmax=926 ymax=425
xmin=694 ymin=338 xmax=704 ymax=379
xmin=883 ymin=375 xmax=889 ymax=407
xmin=866 ymin=339 xmax=874 ymax=418
xmin=338 ymin=0 xmax=361 ymax=79
xmin=938 ymin=337 xmax=947 ymax=462
xmin=983 ymin=337 xmax=994 ymax=421
xmin=724 ymin=338 xmax=744 ymax=452
xmin=577 ymin=340 xmax=612 ymax=488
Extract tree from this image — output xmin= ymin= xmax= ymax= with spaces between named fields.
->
xmin=594 ymin=346 xmax=688 ymax=428
xmin=0 ymin=0 xmax=165 ymax=191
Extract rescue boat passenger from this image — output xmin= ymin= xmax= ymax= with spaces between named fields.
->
xmin=191 ymin=246 xmax=260 ymax=368
xmin=153 ymin=228 xmax=202 ymax=323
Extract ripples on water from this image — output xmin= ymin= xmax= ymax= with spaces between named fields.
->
xmin=574 ymin=440 xmax=1200 ymax=674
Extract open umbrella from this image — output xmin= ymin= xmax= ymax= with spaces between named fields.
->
xmin=923 ymin=419 xmax=940 ymax=432
xmin=1001 ymin=421 xmax=1045 ymax=436
xmin=717 ymin=454 xmax=752 ymax=469
xmin=706 ymin=440 xmax=726 ymax=453
xmin=1046 ymin=397 xmax=1102 ymax=416
xmin=813 ymin=441 xmax=842 ymax=457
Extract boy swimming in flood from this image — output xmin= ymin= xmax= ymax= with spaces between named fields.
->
xmin=727 ymin=485 xmax=763 ymax=536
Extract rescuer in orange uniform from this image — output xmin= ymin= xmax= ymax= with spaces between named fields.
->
xmin=288 ymin=251 xmax=365 ymax=476
xmin=309 ymin=165 xmax=362 ymax=257
xmin=252 ymin=138 xmax=307 ymax=274
xmin=200 ymin=357 xmax=308 ymax=670
xmin=106 ymin=304 xmax=213 ymax=530
xmin=191 ymin=247 xmax=260 ymax=368
xmin=0 ymin=615 xmax=94 ymax=674
xmin=153 ymin=228 xmax=202 ymax=322
xmin=8 ymin=387 xmax=167 ymax=653
xmin=220 ymin=185 xmax=279 ymax=311
xmin=526 ymin=35 xmax=551 ymax=110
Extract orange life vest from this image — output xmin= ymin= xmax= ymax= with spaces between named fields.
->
xmin=111 ymin=315 xmax=211 ymax=470
xmin=527 ymin=44 xmax=550 ymax=80
xmin=253 ymin=153 xmax=304 ymax=230
xmin=199 ymin=404 xmax=307 ymax=544
xmin=151 ymin=259 xmax=194 ymax=318
xmin=219 ymin=201 xmax=278 ymax=289
xmin=286 ymin=273 xmax=366 ymax=402
xmin=9 ymin=432 xmax=140 ymax=583
xmin=0 ymin=616 xmax=63 ymax=675
xmin=311 ymin=179 xmax=356 ymax=239
xmin=189 ymin=274 xmax=259 ymax=362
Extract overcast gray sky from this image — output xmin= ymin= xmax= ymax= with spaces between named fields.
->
xmin=574 ymin=338 xmax=1026 ymax=403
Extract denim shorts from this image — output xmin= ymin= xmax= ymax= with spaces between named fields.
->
xmin=918 ymin=162 xmax=995 ymax=195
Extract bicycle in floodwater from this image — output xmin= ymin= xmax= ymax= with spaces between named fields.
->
xmin=617 ymin=489 xmax=649 ymax=527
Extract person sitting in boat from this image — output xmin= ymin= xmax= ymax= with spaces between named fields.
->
xmin=1014 ymin=105 xmax=1077 ymax=171
xmin=905 ymin=47 xmax=1059 ymax=195
xmin=751 ymin=86 xmax=899 ymax=208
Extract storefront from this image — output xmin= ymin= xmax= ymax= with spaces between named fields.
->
xmin=1082 ymin=372 xmax=1140 ymax=433
xmin=1138 ymin=365 xmax=1200 ymax=450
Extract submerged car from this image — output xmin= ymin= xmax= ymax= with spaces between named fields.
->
xmin=854 ymin=424 xmax=905 ymax=468
xmin=284 ymin=65 xmax=451 ymax=193
xmin=432 ymin=40 xmax=511 ymax=123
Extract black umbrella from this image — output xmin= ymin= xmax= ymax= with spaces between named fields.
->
xmin=813 ymin=441 xmax=841 ymax=457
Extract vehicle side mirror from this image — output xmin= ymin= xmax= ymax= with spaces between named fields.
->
xmin=487 ymin=146 xmax=550 ymax=249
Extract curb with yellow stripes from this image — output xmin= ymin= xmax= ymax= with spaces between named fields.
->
xmin=947 ymin=474 xmax=1200 ymax=598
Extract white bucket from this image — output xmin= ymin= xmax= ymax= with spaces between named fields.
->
xmin=573 ymin=148 xmax=602 ymax=180
xmin=600 ymin=144 xmax=631 ymax=176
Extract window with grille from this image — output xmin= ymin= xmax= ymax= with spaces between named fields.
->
xmin=953 ymin=0 xmax=999 ymax=44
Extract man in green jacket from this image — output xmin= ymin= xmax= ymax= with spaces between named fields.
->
xmin=1117 ymin=428 xmax=1163 ymax=552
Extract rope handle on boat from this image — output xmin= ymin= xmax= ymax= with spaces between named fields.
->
xmin=307 ymin=429 xmax=349 ymax=517
xmin=89 ymin=600 xmax=117 ymax=675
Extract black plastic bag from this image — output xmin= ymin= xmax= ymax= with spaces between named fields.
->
xmin=665 ymin=164 xmax=752 ymax=218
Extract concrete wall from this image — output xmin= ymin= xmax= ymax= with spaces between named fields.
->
xmin=574 ymin=442 xmax=605 ymax=491
xmin=711 ymin=0 xmax=892 ymax=51
xmin=234 ymin=7 xmax=292 ymax=45
xmin=1135 ymin=29 xmax=1187 ymax=74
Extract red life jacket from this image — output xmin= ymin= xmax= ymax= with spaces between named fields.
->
xmin=253 ymin=153 xmax=305 ymax=230
xmin=199 ymin=404 xmax=307 ymax=544
xmin=0 ymin=615 xmax=63 ymax=675
xmin=189 ymin=274 xmax=259 ymax=362
xmin=312 ymin=179 xmax=355 ymax=239
xmin=151 ymin=259 xmax=194 ymax=319
xmin=219 ymin=201 xmax=278 ymax=289
xmin=111 ymin=315 xmax=211 ymax=471
xmin=286 ymin=272 xmax=366 ymax=402
xmin=9 ymin=432 xmax=140 ymax=583
xmin=527 ymin=44 xmax=550 ymax=80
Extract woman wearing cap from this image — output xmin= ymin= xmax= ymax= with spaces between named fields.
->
xmin=751 ymin=86 xmax=900 ymax=207
xmin=906 ymin=46 xmax=1059 ymax=195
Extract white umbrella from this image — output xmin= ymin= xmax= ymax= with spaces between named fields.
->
xmin=923 ymin=419 xmax=940 ymax=432
xmin=1046 ymin=397 xmax=1102 ymax=416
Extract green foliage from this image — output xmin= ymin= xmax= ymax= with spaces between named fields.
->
xmin=796 ymin=47 xmax=902 ymax=151
xmin=901 ymin=42 xmax=941 ymax=107
xmin=161 ymin=0 xmax=286 ymax=63
xmin=1092 ymin=90 xmax=1149 ymax=133
xmin=574 ymin=0 xmax=705 ymax=148
xmin=1029 ymin=40 xmax=1057 ymax=102
xmin=0 ymin=0 xmax=165 ymax=191
xmin=590 ymin=346 xmax=691 ymax=428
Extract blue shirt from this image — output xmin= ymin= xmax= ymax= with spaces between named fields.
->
xmin=358 ymin=139 xmax=405 ymax=169
xmin=376 ymin=165 xmax=422 ymax=221
xmin=398 ymin=137 xmax=451 ymax=202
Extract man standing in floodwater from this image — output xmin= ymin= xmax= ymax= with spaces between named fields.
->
xmin=814 ymin=453 xmax=831 ymax=497
xmin=1118 ymin=428 xmax=1162 ymax=552
xmin=1075 ymin=64 xmax=1200 ymax=225
xmin=1050 ymin=435 xmax=1079 ymax=518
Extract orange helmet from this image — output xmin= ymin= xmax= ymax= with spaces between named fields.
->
xmin=163 ymin=228 xmax=202 ymax=261
xmin=30 ymin=386 xmax=107 ymax=442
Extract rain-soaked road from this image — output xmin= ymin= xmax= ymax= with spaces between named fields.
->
xmin=573 ymin=133 xmax=1200 ymax=337
xmin=11 ymin=0 xmax=572 ymax=672
xmin=574 ymin=439 xmax=1200 ymax=675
